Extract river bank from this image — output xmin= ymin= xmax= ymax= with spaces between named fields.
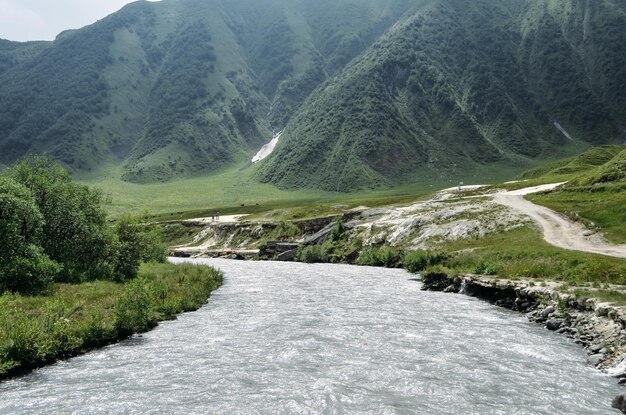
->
xmin=0 ymin=262 xmax=222 ymax=381
xmin=2 ymin=258 xmax=622 ymax=414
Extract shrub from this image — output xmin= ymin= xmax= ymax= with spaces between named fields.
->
xmin=357 ymin=246 xmax=401 ymax=267
xmin=114 ymin=215 xmax=168 ymax=281
xmin=330 ymin=220 xmax=345 ymax=242
xmin=403 ymin=250 xmax=448 ymax=273
xmin=5 ymin=156 xmax=168 ymax=285
xmin=0 ymin=250 xmax=60 ymax=294
xmin=297 ymin=245 xmax=329 ymax=263
xmin=272 ymin=221 xmax=300 ymax=240
xmin=0 ymin=176 xmax=60 ymax=293
xmin=7 ymin=156 xmax=116 ymax=282
xmin=473 ymin=260 xmax=502 ymax=276
xmin=114 ymin=279 xmax=154 ymax=334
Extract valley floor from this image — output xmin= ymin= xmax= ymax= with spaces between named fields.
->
xmin=172 ymin=182 xmax=626 ymax=259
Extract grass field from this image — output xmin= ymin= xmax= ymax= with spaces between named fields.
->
xmin=79 ymin=157 xmax=528 ymax=218
xmin=426 ymin=226 xmax=626 ymax=285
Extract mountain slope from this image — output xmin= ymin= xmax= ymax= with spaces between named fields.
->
xmin=0 ymin=0 xmax=625 ymax=190
xmin=0 ymin=39 xmax=50 ymax=75
xmin=259 ymin=0 xmax=626 ymax=191
xmin=0 ymin=0 xmax=416 ymax=183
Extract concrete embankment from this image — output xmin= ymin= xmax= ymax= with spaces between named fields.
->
xmin=422 ymin=273 xmax=626 ymax=379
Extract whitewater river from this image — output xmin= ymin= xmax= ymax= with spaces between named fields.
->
xmin=0 ymin=259 xmax=622 ymax=414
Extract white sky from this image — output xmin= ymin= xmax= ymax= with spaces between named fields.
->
xmin=0 ymin=0 xmax=157 ymax=42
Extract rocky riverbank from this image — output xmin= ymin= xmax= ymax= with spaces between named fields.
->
xmin=422 ymin=272 xmax=626 ymax=379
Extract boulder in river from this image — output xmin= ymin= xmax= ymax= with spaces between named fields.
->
xmin=546 ymin=318 xmax=564 ymax=331
xmin=541 ymin=306 xmax=555 ymax=318
xmin=612 ymin=395 xmax=626 ymax=413
xmin=588 ymin=353 xmax=605 ymax=366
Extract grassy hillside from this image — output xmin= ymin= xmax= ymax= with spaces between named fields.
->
xmin=259 ymin=0 xmax=626 ymax=191
xmin=520 ymin=145 xmax=625 ymax=181
xmin=1 ymin=0 xmax=625 ymax=192
xmin=0 ymin=0 xmax=416 ymax=184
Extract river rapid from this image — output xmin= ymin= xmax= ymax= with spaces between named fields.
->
xmin=0 ymin=259 xmax=622 ymax=414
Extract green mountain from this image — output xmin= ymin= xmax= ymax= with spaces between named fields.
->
xmin=0 ymin=0 xmax=416 ymax=183
xmin=0 ymin=39 xmax=50 ymax=75
xmin=259 ymin=0 xmax=626 ymax=191
xmin=0 ymin=0 xmax=625 ymax=190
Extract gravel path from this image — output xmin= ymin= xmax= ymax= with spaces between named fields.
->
xmin=492 ymin=184 xmax=626 ymax=258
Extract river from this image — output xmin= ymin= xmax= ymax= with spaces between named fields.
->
xmin=0 ymin=259 xmax=622 ymax=414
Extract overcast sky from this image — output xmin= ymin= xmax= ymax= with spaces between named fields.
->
xmin=0 ymin=0 xmax=156 ymax=42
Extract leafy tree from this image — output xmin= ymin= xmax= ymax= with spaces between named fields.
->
xmin=8 ymin=156 xmax=117 ymax=282
xmin=114 ymin=215 xmax=168 ymax=281
xmin=0 ymin=177 xmax=59 ymax=293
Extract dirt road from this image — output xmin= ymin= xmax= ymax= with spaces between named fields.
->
xmin=492 ymin=184 xmax=626 ymax=259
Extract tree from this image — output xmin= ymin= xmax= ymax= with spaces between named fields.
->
xmin=0 ymin=177 xmax=59 ymax=293
xmin=8 ymin=156 xmax=117 ymax=282
xmin=114 ymin=215 xmax=168 ymax=281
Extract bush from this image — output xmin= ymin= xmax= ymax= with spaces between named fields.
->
xmin=473 ymin=260 xmax=502 ymax=276
xmin=114 ymin=215 xmax=168 ymax=281
xmin=330 ymin=220 xmax=345 ymax=242
xmin=356 ymin=246 xmax=401 ymax=267
xmin=297 ymin=245 xmax=329 ymax=263
xmin=272 ymin=221 xmax=300 ymax=240
xmin=3 ymin=156 xmax=168 ymax=286
xmin=0 ymin=250 xmax=60 ymax=294
xmin=114 ymin=279 xmax=154 ymax=334
xmin=403 ymin=250 xmax=448 ymax=273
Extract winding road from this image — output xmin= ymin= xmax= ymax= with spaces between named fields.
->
xmin=492 ymin=183 xmax=626 ymax=259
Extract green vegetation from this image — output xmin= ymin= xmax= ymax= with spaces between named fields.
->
xmin=0 ymin=0 xmax=415 ymax=184
xmin=2 ymin=0 xmax=625 ymax=193
xmin=528 ymin=188 xmax=626 ymax=244
xmin=296 ymin=246 xmax=329 ymax=264
xmin=356 ymin=247 xmax=402 ymax=268
xmin=270 ymin=221 xmax=300 ymax=240
xmin=571 ymin=289 xmax=626 ymax=307
xmin=0 ymin=156 xmax=223 ymax=379
xmin=260 ymin=0 xmax=626 ymax=191
xmin=0 ymin=177 xmax=59 ymax=294
xmin=0 ymin=39 xmax=49 ymax=75
xmin=520 ymin=145 xmax=625 ymax=182
xmin=403 ymin=250 xmax=448 ymax=273
xmin=412 ymin=227 xmax=626 ymax=286
xmin=1 ymin=156 xmax=167 ymax=292
xmin=0 ymin=262 xmax=222 ymax=379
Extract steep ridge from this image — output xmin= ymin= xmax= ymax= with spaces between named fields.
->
xmin=259 ymin=0 xmax=626 ymax=191
xmin=0 ymin=0 xmax=416 ymax=183
xmin=0 ymin=39 xmax=50 ymax=75
xmin=0 ymin=0 xmax=625 ymax=189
